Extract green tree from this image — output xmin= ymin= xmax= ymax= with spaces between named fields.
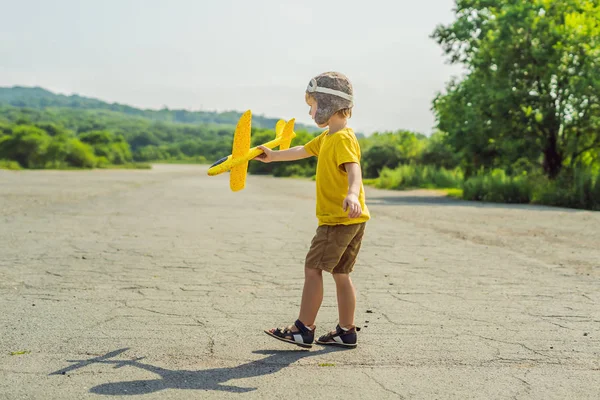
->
xmin=419 ymin=131 xmax=462 ymax=169
xmin=432 ymin=0 xmax=600 ymax=178
xmin=79 ymin=130 xmax=132 ymax=164
xmin=361 ymin=131 xmax=426 ymax=178
xmin=0 ymin=125 xmax=51 ymax=168
xmin=44 ymin=134 xmax=72 ymax=168
xmin=65 ymin=139 xmax=97 ymax=168
xmin=248 ymin=128 xmax=318 ymax=177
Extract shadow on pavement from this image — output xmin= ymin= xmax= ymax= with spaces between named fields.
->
xmin=50 ymin=346 xmax=344 ymax=395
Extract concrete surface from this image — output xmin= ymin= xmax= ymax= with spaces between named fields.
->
xmin=0 ymin=164 xmax=598 ymax=399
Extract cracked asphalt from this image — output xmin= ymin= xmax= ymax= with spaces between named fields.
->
xmin=1 ymin=164 xmax=599 ymax=399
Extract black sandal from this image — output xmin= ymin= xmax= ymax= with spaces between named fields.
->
xmin=315 ymin=325 xmax=357 ymax=348
xmin=264 ymin=319 xmax=315 ymax=348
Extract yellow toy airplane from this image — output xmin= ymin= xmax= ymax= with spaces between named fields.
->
xmin=207 ymin=110 xmax=296 ymax=191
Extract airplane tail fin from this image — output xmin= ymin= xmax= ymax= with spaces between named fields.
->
xmin=279 ymin=119 xmax=296 ymax=150
xmin=230 ymin=110 xmax=252 ymax=192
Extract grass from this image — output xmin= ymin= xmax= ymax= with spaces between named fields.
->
xmin=434 ymin=188 xmax=464 ymax=199
xmin=0 ymin=159 xmax=22 ymax=170
xmin=365 ymin=167 xmax=464 ymax=200
xmin=101 ymin=162 xmax=152 ymax=170
xmin=0 ymin=160 xmax=152 ymax=171
xmin=10 ymin=350 xmax=31 ymax=356
xmin=149 ymin=159 xmax=208 ymax=165
xmin=373 ymin=165 xmax=464 ymax=191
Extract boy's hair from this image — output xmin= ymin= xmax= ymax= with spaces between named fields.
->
xmin=336 ymin=107 xmax=352 ymax=119
xmin=306 ymin=72 xmax=354 ymax=125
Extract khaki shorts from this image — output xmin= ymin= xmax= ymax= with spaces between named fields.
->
xmin=305 ymin=223 xmax=366 ymax=274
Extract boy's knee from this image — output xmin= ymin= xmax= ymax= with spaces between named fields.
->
xmin=332 ymin=272 xmax=352 ymax=283
xmin=304 ymin=267 xmax=323 ymax=278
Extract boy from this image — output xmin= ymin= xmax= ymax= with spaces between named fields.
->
xmin=256 ymin=71 xmax=370 ymax=348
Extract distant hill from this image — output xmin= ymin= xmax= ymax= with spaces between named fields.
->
xmin=0 ymin=86 xmax=321 ymax=167
xmin=0 ymin=86 xmax=317 ymax=131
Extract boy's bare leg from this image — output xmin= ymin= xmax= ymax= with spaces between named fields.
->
xmin=332 ymin=273 xmax=356 ymax=329
xmin=297 ymin=267 xmax=323 ymax=328
xmin=268 ymin=267 xmax=322 ymax=334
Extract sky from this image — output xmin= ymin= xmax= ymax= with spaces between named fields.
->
xmin=0 ymin=0 xmax=464 ymax=135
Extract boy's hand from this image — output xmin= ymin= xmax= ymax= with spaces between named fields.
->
xmin=254 ymin=145 xmax=273 ymax=163
xmin=343 ymin=193 xmax=362 ymax=218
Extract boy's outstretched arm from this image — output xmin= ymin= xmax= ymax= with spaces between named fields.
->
xmin=254 ymin=145 xmax=312 ymax=163
xmin=343 ymin=162 xmax=363 ymax=218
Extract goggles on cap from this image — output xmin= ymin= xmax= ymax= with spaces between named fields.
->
xmin=306 ymin=78 xmax=354 ymax=102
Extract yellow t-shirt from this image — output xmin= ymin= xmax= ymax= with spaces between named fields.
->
xmin=304 ymin=127 xmax=370 ymax=226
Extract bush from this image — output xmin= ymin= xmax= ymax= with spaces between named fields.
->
xmin=374 ymin=165 xmax=464 ymax=190
xmin=95 ymin=156 xmax=110 ymax=168
xmin=65 ymin=140 xmax=97 ymax=168
xmin=0 ymin=159 xmax=22 ymax=170
xmin=272 ymin=163 xmax=315 ymax=178
xmin=0 ymin=125 xmax=51 ymax=168
xmin=594 ymin=176 xmax=600 ymax=210
xmin=533 ymin=169 xmax=600 ymax=210
xmin=79 ymin=131 xmax=133 ymax=164
xmin=462 ymin=169 xmax=533 ymax=203
xmin=460 ymin=168 xmax=599 ymax=210
xmin=44 ymin=134 xmax=71 ymax=168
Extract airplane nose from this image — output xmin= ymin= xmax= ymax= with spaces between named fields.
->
xmin=210 ymin=156 xmax=228 ymax=168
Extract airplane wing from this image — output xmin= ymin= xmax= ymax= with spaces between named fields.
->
xmin=230 ymin=110 xmax=252 ymax=192
xmin=275 ymin=120 xmax=285 ymax=139
xmin=49 ymin=348 xmax=131 ymax=376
